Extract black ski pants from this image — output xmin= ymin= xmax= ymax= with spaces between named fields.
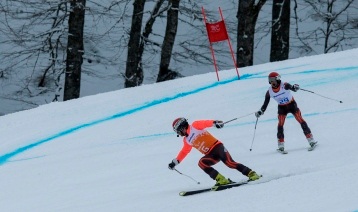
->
xmin=198 ymin=143 xmax=251 ymax=180
xmin=277 ymin=100 xmax=311 ymax=142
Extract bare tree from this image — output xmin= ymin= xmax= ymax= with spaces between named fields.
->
xmin=0 ymin=1 xmax=132 ymax=112
xmin=157 ymin=0 xmax=181 ymax=82
xmin=236 ymin=0 xmax=267 ymax=67
xmin=2 ymin=1 xmax=356 ymax=115
xmin=0 ymin=1 xmax=68 ymax=106
xmin=270 ymin=0 xmax=290 ymax=62
xmin=293 ymin=0 xmax=357 ymax=54
xmin=138 ymin=0 xmax=167 ymax=76
xmin=63 ymin=0 xmax=86 ymax=101
xmin=125 ymin=0 xmax=146 ymax=88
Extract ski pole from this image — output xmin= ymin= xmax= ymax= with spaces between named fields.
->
xmin=249 ymin=117 xmax=259 ymax=151
xmin=300 ymin=88 xmax=343 ymax=103
xmin=224 ymin=112 xmax=255 ymax=124
xmin=174 ymin=168 xmax=200 ymax=184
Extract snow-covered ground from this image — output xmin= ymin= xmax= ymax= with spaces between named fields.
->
xmin=0 ymin=49 xmax=358 ymax=211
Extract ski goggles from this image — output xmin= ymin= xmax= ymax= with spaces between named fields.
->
xmin=268 ymin=75 xmax=280 ymax=84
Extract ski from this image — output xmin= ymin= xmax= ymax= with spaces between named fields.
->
xmin=211 ymin=181 xmax=249 ymax=191
xmin=179 ymin=187 xmax=211 ymax=196
xmin=277 ymin=149 xmax=288 ymax=154
xmin=179 ymin=180 xmax=249 ymax=196
xmin=178 ymin=173 xmax=305 ymax=196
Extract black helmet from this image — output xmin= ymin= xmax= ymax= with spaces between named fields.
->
xmin=172 ymin=117 xmax=189 ymax=136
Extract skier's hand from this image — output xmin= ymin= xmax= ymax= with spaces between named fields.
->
xmin=255 ymin=110 xmax=264 ymax=118
xmin=168 ymin=159 xmax=179 ymax=170
xmin=292 ymin=84 xmax=300 ymax=92
xmin=213 ymin=120 xmax=224 ymax=129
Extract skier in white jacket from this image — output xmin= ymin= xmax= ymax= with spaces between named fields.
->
xmin=255 ymin=72 xmax=318 ymax=153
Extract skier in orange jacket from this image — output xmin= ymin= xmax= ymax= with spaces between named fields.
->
xmin=168 ymin=118 xmax=260 ymax=186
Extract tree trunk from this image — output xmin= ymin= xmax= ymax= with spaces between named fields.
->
xmin=125 ymin=0 xmax=145 ymax=88
xmin=270 ymin=0 xmax=290 ymax=62
xmin=237 ymin=0 xmax=267 ymax=67
xmin=139 ymin=0 xmax=166 ymax=64
xmin=64 ymin=0 xmax=86 ymax=101
xmin=157 ymin=0 xmax=180 ymax=82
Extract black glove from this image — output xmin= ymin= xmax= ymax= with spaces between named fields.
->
xmin=168 ymin=159 xmax=179 ymax=170
xmin=255 ymin=110 xmax=264 ymax=118
xmin=292 ymin=84 xmax=300 ymax=92
xmin=213 ymin=120 xmax=224 ymax=129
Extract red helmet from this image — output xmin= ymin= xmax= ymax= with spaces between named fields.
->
xmin=172 ymin=117 xmax=188 ymax=136
xmin=268 ymin=72 xmax=281 ymax=85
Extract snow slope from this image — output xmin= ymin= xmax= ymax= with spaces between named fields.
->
xmin=0 ymin=49 xmax=358 ymax=212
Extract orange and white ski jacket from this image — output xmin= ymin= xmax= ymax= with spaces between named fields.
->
xmin=176 ymin=120 xmax=221 ymax=162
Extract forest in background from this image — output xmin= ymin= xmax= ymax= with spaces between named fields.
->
xmin=0 ymin=0 xmax=357 ymax=115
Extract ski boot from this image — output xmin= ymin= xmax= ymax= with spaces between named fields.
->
xmin=277 ymin=141 xmax=287 ymax=154
xmin=214 ymin=173 xmax=232 ymax=186
xmin=307 ymin=135 xmax=318 ymax=151
xmin=211 ymin=173 xmax=233 ymax=191
xmin=247 ymin=171 xmax=261 ymax=181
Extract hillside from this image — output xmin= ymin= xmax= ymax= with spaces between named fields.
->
xmin=0 ymin=49 xmax=358 ymax=211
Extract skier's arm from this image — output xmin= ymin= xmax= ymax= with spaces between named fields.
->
xmin=176 ymin=140 xmax=192 ymax=162
xmin=284 ymin=82 xmax=293 ymax=90
xmin=192 ymin=120 xmax=214 ymax=130
xmin=169 ymin=139 xmax=192 ymax=170
xmin=284 ymin=82 xmax=300 ymax=92
xmin=260 ymin=91 xmax=270 ymax=112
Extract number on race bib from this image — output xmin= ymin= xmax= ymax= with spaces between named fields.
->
xmin=201 ymin=146 xmax=209 ymax=153
xmin=279 ymin=97 xmax=289 ymax=104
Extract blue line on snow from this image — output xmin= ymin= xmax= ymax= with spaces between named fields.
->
xmin=0 ymin=74 xmax=253 ymax=165
xmin=123 ymin=108 xmax=357 ymax=141
xmin=0 ymin=66 xmax=357 ymax=164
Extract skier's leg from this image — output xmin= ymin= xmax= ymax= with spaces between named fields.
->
xmin=277 ymin=114 xmax=287 ymax=149
xmin=198 ymin=154 xmax=220 ymax=180
xmin=214 ymin=143 xmax=251 ymax=176
xmin=292 ymin=108 xmax=312 ymax=137
xmin=289 ymin=101 xmax=317 ymax=146
xmin=198 ymin=151 xmax=233 ymax=185
xmin=277 ymin=105 xmax=289 ymax=150
xmin=216 ymin=143 xmax=260 ymax=180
